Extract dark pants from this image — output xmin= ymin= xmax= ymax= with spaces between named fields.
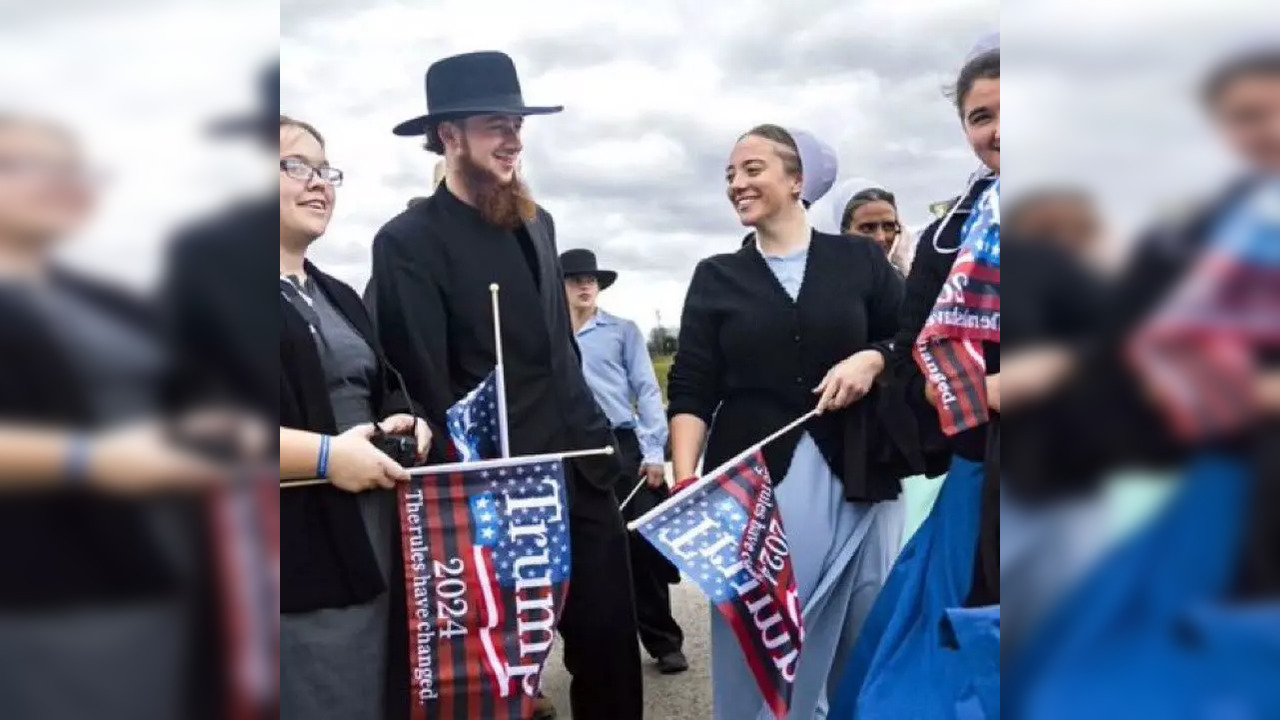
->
xmin=613 ymin=429 xmax=685 ymax=659
xmin=559 ymin=462 xmax=644 ymax=720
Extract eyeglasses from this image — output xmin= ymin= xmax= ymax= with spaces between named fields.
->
xmin=854 ymin=221 xmax=901 ymax=235
xmin=279 ymin=157 xmax=344 ymax=187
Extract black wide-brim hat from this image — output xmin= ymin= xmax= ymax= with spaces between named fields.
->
xmin=209 ymin=61 xmax=279 ymax=142
xmin=559 ymin=249 xmax=617 ymax=290
xmin=392 ymin=51 xmax=563 ymax=137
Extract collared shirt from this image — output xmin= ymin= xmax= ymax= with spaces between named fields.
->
xmin=574 ymin=308 xmax=668 ymax=465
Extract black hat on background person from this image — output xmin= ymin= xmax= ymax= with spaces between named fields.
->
xmin=559 ymin=249 xmax=617 ymax=290
xmin=392 ymin=51 xmax=563 ymax=153
xmin=209 ymin=60 xmax=279 ymax=145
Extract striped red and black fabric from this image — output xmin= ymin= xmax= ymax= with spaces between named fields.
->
xmin=1130 ymin=187 xmax=1280 ymax=440
xmin=913 ymin=179 xmax=1001 ymax=437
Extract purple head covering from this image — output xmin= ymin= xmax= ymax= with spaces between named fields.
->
xmin=788 ymin=128 xmax=840 ymax=206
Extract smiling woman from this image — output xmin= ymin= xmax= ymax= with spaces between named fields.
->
xmin=276 ymin=113 xmax=433 ymax=720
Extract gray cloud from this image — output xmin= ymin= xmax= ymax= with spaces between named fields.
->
xmin=284 ymin=0 xmax=998 ymax=330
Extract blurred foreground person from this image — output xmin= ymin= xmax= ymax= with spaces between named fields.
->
xmin=832 ymin=35 xmax=1001 ymax=720
xmin=1008 ymin=41 xmax=1280 ymax=720
xmin=0 ymin=115 xmax=222 ymax=720
xmin=275 ymin=116 xmax=430 ymax=720
xmin=1005 ymin=187 xmax=1104 ymax=263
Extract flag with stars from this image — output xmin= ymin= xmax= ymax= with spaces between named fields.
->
xmin=633 ymin=450 xmax=803 ymax=719
xmin=399 ymin=457 xmax=571 ymax=720
xmin=913 ymin=177 xmax=1000 ymax=436
xmin=445 ymin=370 xmax=501 ymax=462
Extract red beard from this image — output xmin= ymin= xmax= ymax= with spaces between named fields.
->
xmin=456 ymin=141 xmax=537 ymax=230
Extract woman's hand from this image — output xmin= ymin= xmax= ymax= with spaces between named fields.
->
xmin=327 ymin=423 xmax=409 ymax=493
xmin=998 ymin=346 xmax=1075 ymax=411
xmin=88 ymin=422 xmax=225 ymax=493
xmin=671 ymin=475 xmax=699 ymax=495
xmin=378 ymin=413 xmax=432 ymax=462
xmin=814 ymin=350 xmax=885 ymax=414
xmin=986 ymin=374 xmax=1001 ymax=413
xmin=1258 ymin=369 xmax=1280 ymax=416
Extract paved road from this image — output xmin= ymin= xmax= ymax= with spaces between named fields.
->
xmin=542 ymin=579 xmax=713 ymax=720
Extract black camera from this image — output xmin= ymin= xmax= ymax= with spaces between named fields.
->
xmin=371 ymin=427 xmax=420 ymax=468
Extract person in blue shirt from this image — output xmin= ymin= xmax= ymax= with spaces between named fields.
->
xmin=560 ymin=247 xmax=689 ymax=675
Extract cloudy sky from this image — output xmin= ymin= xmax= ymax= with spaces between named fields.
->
xmin=1003 ymin=0 xmax=1273 ymax=244
xmin=283 ymin=0 xmax=998 ymax=333
xmin=1 ymin=0 xmax=276 ymax=289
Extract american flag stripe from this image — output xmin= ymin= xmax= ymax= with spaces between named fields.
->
xmin=721 ymin=598 xmax=790 ymax=719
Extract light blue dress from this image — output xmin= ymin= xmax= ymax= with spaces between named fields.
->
xmin=709 ymin=242 xmax=906 ymax=720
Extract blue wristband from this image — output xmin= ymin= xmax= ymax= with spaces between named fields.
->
xmin=316 ymin=435 xmax=332 ymax=479
xmin=66 ymin=436 xmax=91 ymax=486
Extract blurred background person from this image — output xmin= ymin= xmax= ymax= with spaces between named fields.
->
xmin=166 ymin=61 xmax=280 ymax=421
xmin=276 ymin=115 xmax=431 ymax=720
xmin=838 ymin=187 xmax=917 ymax=275
xmin=561 ymin=248 xmax=688 ymax=676
xmin=1005 ymin=187 xmax=1105 ymax=264
xmin=0 ymin=113 xmax=223 ymax=720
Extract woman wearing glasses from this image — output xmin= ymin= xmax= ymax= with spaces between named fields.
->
xmin=839 ymin=187 xmax=917 ymax=275
xmin=276 ymin=115 xmax=431 ymax=720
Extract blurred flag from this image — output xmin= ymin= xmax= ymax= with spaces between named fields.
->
xmin=399 ymin=457 xmax=571 ymax=720
xmin=211 ymin=470 xmax=280 ymax=720
xmin=914 ymin=178 xmax=1001 ymax=436
xmin=445 ymin=370 xmax=501 ymax=462
xmin=1130 ymin=182 xmax=1280 ymax=439
xmin=632 ymin=450 xmax=803 ymax=719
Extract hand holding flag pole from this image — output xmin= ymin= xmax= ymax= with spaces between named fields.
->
xmin=280 ymin=446 xmax=613 ymax=489
xmin=623 ymin=408 xmax=818 ymax=525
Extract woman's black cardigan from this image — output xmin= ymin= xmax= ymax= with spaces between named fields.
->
xmin=667 ymin=230 xmax=921 ymax=502
xmin=278 ymin=261 xmax=421 ymax=614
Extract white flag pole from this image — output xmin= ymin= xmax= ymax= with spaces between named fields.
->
xmin=618 ymin=475 xmax=648 ymax=513
xmin=490 ymin=283 xmax=512 ymax=459
xmin=281 ymin=445 xmax=614 ymax=489
xmin=625 ymin=409 xmax=818 ymax=531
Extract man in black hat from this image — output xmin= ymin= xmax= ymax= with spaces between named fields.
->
xmin=365 ymin=51 xmax=643 ymax=720
xmin=561 ymin=248 xmax=689 ymax=676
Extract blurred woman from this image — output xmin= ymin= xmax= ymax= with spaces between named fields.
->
xmin=668 ymin=123 xmax=906 ymax=719
xmin=1005 ymin=187 xmax=1104 ymax=263
xmin=276 ymin=115 xmax=431 ymax=720
xmin=831 ymin=38 xmax=1001 ymax=719
xmin=839 ymin=187 xmax=917 ymax=274
xmin=0 ymin=115 xmax=219 ymax=720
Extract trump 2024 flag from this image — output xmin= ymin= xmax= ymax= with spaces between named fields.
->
xmin=399 ymin=458 xmax=571 ymax=720
xmin=633 ymin=450 xmax=803 ymax=719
